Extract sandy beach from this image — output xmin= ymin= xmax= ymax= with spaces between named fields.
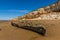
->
xmin=0 ymin=20 xmax=60 ymax=40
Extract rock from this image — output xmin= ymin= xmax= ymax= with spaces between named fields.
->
xmin=11 ymin=22 xmax=46 ymax=36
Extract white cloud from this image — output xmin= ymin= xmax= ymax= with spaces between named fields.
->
xmin=19 ymin=10 xmax=31 ymax=13
xmin=0 ymin=10 xmax=31 ymax=13
xmin=0 ymin=10 xmax=31 ymax=20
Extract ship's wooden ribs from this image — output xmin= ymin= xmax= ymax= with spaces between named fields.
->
xmin=11 ymin=22 xmax=46 ymax=36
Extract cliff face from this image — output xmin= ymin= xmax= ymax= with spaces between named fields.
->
xmin=11 ymin=0 xmax=60 ymax=20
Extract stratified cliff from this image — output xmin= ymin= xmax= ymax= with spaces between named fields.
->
xmin=11 ymin=0 xmax=60 ymax=20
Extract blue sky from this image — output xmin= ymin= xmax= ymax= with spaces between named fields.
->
xmin=0 ymin=0 xmax=57 ymax=20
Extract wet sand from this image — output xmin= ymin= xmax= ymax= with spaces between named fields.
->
xmin=0 ymin=20 xmax=60 ymax=40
